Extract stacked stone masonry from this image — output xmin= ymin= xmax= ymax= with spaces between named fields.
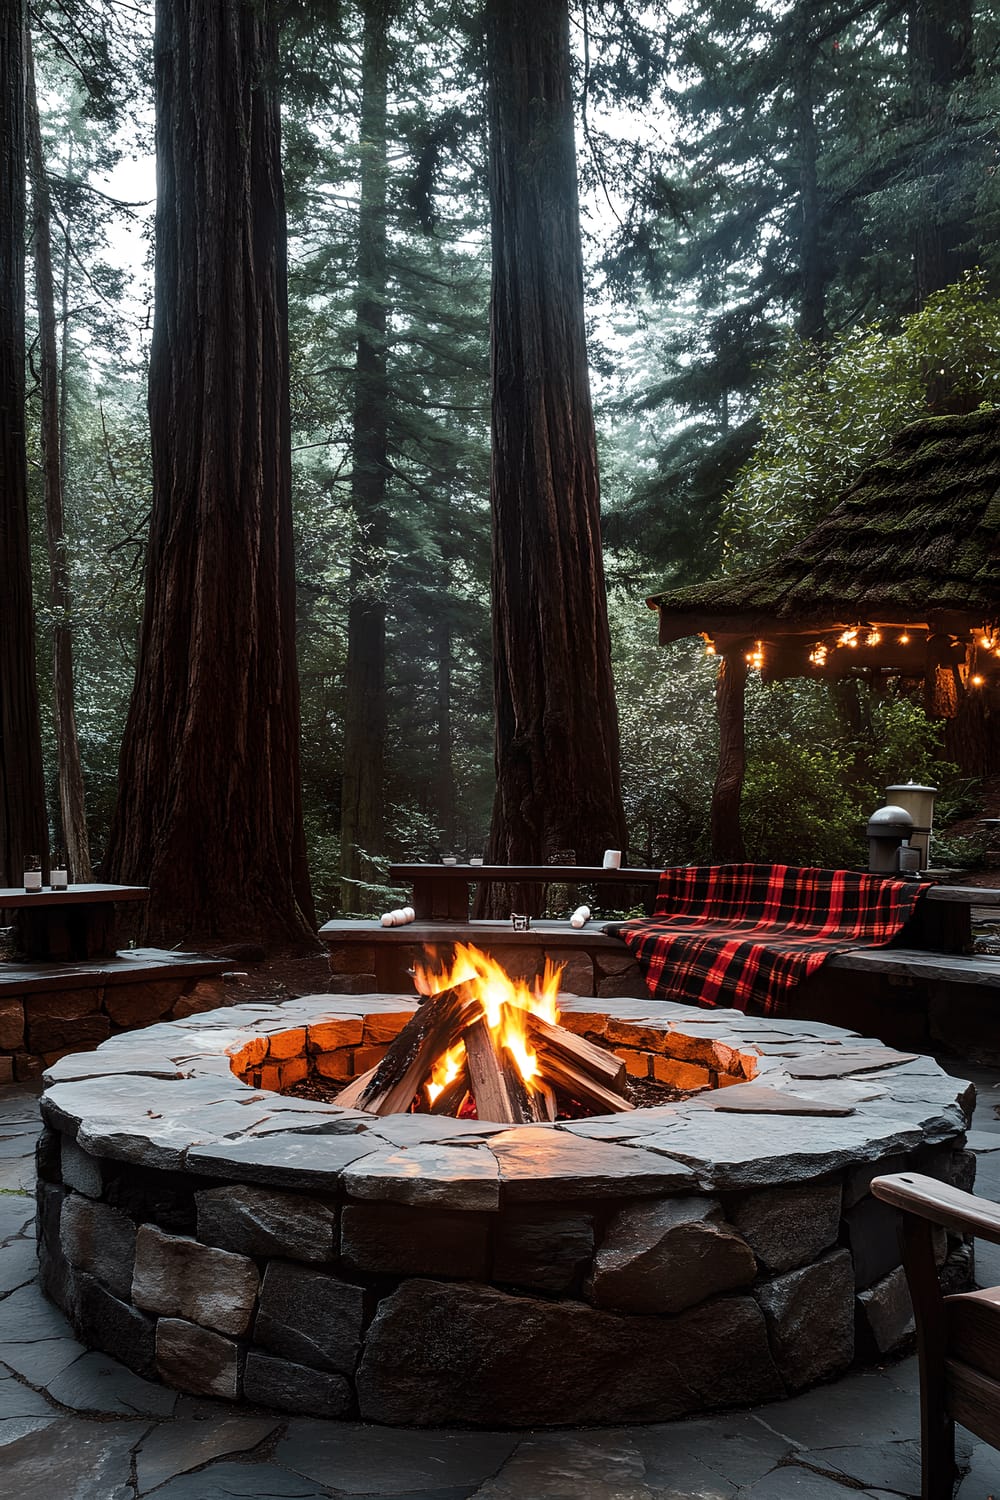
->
xmin=35 ymin=991 xmax=975 ymax=1427
xmin=0 ymin=965 xmax=231 ymax=1083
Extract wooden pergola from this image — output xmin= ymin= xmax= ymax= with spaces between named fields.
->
xmin=646 ymin=408 xmax=1000 ymax=858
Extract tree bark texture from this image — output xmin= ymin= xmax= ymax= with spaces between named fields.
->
xmin=25 ymin=29 xmax=92 ymax=882
xmin=0 ymin=3 xmax=49 ymax=886
xmin=710 ymin=651 xmax=748 ymax=862
xmin=480 ymin=0 xmax=626 ymax=910
xmin=434 ymin=608 xmax=455 ymax=850
xmin=909 ymin=0 xmax=974 ymax=306
xmin=945 ymin=689 xmax=999 ymax=777
xmin=338 ymin=0 xmax=393 ymax=911
xmin=103 ymin=0 xmax=314 ymax=945
xmin=792 ymin=3 xmax=826 ymax=344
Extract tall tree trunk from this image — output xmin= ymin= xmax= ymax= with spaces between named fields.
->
xmin=434 ymin=607 xmax=455 ymax=850
xmin=338 ymin=0 xmax=392 ymax=912
xmin=25 ymin=28 xmax=92 ymax=881
xmin=480 ymin=0 xmax=626 ymax=912
xmin=0 ymin=2 xmax=49 ymax=887
xmin=103 ymin=0 xmax=314 ymax=946
xmin=909 ymin=0 xmax=974 ymax=306
xmin=792 ymin=3 xmax=826 ymax=344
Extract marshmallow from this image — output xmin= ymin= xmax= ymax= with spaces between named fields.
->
xmin=570 ymin=905 xmax=591 ymax=929
xmin=382 ymin=907 xmax=416 ymax=927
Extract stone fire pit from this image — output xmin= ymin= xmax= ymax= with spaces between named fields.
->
xmin=35 ymin=992 xmax=974 ymax=1427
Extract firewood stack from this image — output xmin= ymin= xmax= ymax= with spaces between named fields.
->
xmin=333 ymin=985 xmax=635 ymax=1124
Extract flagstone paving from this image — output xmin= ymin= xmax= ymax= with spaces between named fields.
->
xmin=2 ymin=1071 xmax=1000 ymax=1499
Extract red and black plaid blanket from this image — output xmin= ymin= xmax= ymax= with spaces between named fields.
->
xmin=606 ymin=863 xmax=932 ymax=1016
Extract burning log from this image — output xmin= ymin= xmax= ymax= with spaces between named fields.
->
xmin=332 ymin=944 xmax=636 ymax=1122
xmin=526 ymin=1014 xmax=628 ymax=1092
xmin=525 ymin=1014 xmax=634 ymax=1113
xmin=352 ymin=987 xmax=477 ymax=1116
xmin=333 ymin=1063 xmax=380 ymax=1110
xmin=427 ymin=1069 xmax=470 ymax=1116
xmin=464 ymin=1017 xmax=552 ymax=1124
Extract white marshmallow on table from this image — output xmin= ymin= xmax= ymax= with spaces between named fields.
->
xmin=402 ymin=906 xmax=415 ymax=922
xmin=380 ymin=908 xmax=416 ymax=927
xmin=570 ymin=905 xmax=591 ymax=929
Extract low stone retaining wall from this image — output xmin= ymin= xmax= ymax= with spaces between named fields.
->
xmin=0 ymin=950 xmax=230 ymax=1083
xmin=36 ymin=994 xmax=975 ymax=1426
xmin=319 ymin=918 xmax=645 ymax=997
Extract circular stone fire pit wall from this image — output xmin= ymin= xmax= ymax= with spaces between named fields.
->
xmin=35 ymin=994 xmax=975 ymax=1427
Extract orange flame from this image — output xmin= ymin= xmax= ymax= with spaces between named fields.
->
xmin=413 ymin=943 xmax=562 ymax=1102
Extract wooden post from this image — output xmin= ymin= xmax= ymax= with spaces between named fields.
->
xmin=711 ymin=649 xmax=748 ymax=862
xmin=897 ymin=1211 xmax=956 ymax=1500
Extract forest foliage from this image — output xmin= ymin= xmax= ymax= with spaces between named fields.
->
xmin=18 ymin=0 xmax=1000 ymax=921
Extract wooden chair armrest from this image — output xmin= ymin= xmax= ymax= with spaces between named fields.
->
xmin=872 ymin=1171 xmax=1000 ymax=1248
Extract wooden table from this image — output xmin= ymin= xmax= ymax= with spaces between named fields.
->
xmin=387 ymin=863 xmax=664 ymax=921
xmin=387 ymin=863 xmax=1000 ymax=949
xmin=0 ymin=883 xmax=149 ymax=961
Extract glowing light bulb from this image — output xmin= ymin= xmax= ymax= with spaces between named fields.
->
xmin=898 ymin=633 xmax=910 ymax=645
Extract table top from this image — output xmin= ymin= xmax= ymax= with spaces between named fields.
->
xmin=387 ymin=863 xmax=1000 ymax=906
xmin=0 ymin=883 xmax=149 ymax=908
xmin=388 ymin=863 xmax=661 ymax=882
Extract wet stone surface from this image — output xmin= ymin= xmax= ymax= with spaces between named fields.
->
xmin=20 ymin=995 xmax=978 ymax=1429
xmin=0 ymin=1067 xmax=998 ymax=1493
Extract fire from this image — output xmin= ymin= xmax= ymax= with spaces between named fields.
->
xmin=413 ymin=943 xmax=561 ymax=1103
xmin=426 ymin=1041 xmax=466 ymax=1104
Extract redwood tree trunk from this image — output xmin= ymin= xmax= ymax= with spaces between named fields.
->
xmin=338 ymin=0 xmax=392 ymax=912
xmin=103 ymin=0 xmax=314 ymax=945
xmin=793 ymin=3 xmax=826 ymax=345
xmin=909 ymin=0 xmax=974 ymax=305
xmin=0 ymin=4 xmax=49 ymax=886
xmin=480 ymin=0 xmax=626 ymax=910
xmin=25 ymin=29 xmax=92 ymax=881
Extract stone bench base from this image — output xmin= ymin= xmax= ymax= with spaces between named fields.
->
xmin=0 ymin=948 xmax=231 ymax=1082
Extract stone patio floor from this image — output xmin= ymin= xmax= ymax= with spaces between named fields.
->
xmin=4 ymin=1063 xmax=1000 ymax=1500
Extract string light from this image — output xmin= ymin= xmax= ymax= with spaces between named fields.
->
xmin=898 ymin=633 xmax=910 ymax=645
xmin=865 ymin=628 xmax=882 ymax=647
xmin=745 ymin=640 xmax=764 ymax=670
xmin=808 ymin=642 xmax=828 ymax=667
xmin=837 ymin=627 xmax=859 ymax=648
xmin=972 ymin=674 xmax=985 ymax=687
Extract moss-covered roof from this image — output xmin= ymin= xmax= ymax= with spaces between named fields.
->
xmin=650 ymin=408 xmax=1000 ymax=640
